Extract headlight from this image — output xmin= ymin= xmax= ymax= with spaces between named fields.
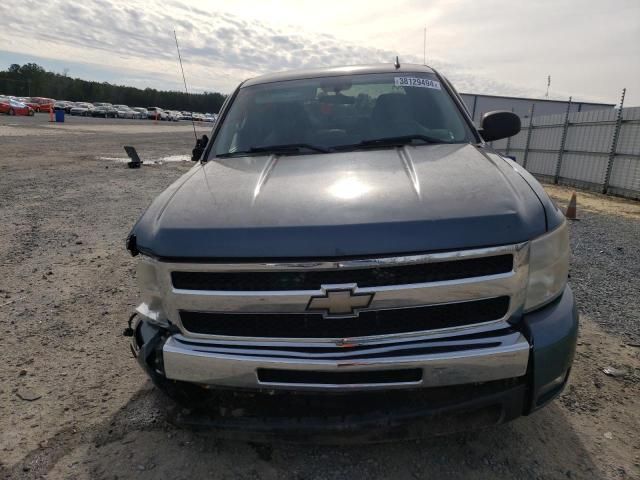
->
xmin=136 ymin=257 xmax=169 ymax=327
xmin=524 ymin=220 xmax=570 ymax=312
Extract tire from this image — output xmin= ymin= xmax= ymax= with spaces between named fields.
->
xmin=29 ymin=110 xmax=34 ymax=116
xmin=148 ymin=370 xmax=211 ymax=409
xmin=9 ymin=108 xmax=15 ymax=116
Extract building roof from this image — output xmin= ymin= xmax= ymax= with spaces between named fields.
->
xmin=459 ymin=91 xmax=613 ymax=107
xmin=242 ymin=63 xmax=435 ymax=87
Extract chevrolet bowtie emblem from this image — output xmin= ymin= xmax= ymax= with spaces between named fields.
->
xmin=306 ymin=286 xmax=374 ymax=318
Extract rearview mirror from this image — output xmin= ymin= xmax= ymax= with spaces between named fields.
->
xmin=479 ymin=111 xmax=521 ymax=142
xmin=191 ymin=134 xmax=209 ymax=161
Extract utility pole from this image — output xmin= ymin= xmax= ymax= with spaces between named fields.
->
xmin=545 ymin=75 xmax=551 ymax=98
xmin=423 ymin=26 xmax=426 ymax=64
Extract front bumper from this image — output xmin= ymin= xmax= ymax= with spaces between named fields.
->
xmin=132 ymin=286 xmax=578 ymax=436
xmin=161 ymin=331 xmax=530 ymax=391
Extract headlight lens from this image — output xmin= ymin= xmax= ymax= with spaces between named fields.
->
xmin=524 ymin=221 xmax=570 ymax=312
xmin=136 ymin=257 xmax=168 ymax=326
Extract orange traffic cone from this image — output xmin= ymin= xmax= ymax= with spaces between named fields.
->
xmin=565 ymin=192 xmax=578 ymax=220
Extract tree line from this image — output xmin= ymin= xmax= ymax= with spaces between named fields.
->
xmin=0 ymin=63 xmax=226 ymax=113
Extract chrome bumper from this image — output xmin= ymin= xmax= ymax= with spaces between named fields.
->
xmin=162 ymin=328 xmax=530 ymax=391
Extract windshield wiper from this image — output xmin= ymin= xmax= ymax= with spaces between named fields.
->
xmin=333 ymin=134 xmax=451 ymax=151
xmin=217 ymin=143 xmax=329 ymax=158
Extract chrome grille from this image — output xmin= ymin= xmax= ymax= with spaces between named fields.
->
xmin=171 ymin=254 xmax=514 ymax=291
xmin=179 ymin=297 xmax=510 ymax=338
xmin=142 ymin=242 xmax=529 ymax=344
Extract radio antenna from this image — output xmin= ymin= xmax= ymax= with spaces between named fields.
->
xmin=173 ymin=29 xmax=198 ymax=142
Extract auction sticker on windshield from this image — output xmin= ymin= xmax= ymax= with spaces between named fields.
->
xmin=394 ymin=77 xmax=441 ymax=90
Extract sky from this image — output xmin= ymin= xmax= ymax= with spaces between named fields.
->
xmin=1 ymin=0 xmax=639 ymax=105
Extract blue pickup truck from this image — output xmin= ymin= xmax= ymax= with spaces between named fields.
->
xmin=126 ymin=63 xmax=577 ymax=441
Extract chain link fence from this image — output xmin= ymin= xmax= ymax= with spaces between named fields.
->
xmin=491 ymin=96 xmax=640 ymax=200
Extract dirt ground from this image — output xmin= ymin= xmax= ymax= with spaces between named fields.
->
xmin=0 ymin=115 xmax=639 ymax=480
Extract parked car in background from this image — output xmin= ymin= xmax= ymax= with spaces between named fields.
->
xmin=17 ymin=97 xmax=41 ymax=111
xmin=31 ymin=97 xmax=56 ymax=112
xmin=166 ymin=110 xmax=182 ymax=122
xmin=0 ymin=97 xmax=35 ymax=116
xmin=91 ymin=105 xmax=117 ymax=118
xmin=164 ymin=109 xmax=176 ymax=121
xmin=146 ymin=107 xmax=167 ymax=120
xmin=114 ymin=105 xmax=136 ymax=119
xmin=204 ymin=113 xmax=217 ymax=123
xmin=69 ymin=102 xmax=94 ymax=116
xmin=132 ymin=107 xmax=148 ymax=119
xmin=181 ymin=111 xmax=193 ymax=120
xmin=192 ymin=112 xmax=205 ymax=122
xmin=54 ymin=101 xmax=75 ymax=113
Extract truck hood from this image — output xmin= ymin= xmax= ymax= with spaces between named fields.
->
xmin=132 ymin=144 xmax=547 ymax=259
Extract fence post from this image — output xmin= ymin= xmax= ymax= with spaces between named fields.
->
xmin=522 ymin=103 xmax=535 ymax=169
xmin=554 ymin=97 xmax=572 ymax=184
xmin=602 ymin=88 xmax=626 ymax=194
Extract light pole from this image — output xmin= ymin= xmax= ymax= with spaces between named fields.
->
xmin=423 ymin=26 xmax=426 ymax=64
xmin=545 ymin=75 xmax=551 ymax=98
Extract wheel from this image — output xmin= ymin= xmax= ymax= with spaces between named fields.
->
xmin=9 ymin=108 xmax=15 ymax=116
xmin=29 ymin=109 xmax=34 ymax=116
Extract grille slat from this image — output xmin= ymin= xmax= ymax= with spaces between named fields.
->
xmin=171 ymin=254 xmax=513 ymax=291
xmin=180 ymin=297 xmax=510 ymax=338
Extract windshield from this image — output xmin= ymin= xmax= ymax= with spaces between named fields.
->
xmin=212 ymin=72 xmax=474 ymax=158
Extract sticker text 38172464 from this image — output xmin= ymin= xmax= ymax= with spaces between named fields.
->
xmin=394 ymin=77 xmax=441 ymax=90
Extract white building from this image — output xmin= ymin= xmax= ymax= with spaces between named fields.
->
xmin=459 ymin=93 xmax=614 ymax=123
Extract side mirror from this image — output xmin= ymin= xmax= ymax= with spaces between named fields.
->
xmin=191 ymin=134 xmax=209 ymax=161
xmin=479 ymin=111 xmax=521 ymax=142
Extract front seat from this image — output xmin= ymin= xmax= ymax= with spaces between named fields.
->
xmin=370 ymin=93 xmax=421 ymax=138
xmin=262 ymin=102 xmax=312 ymax=145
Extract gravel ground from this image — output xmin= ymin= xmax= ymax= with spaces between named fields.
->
xmin=0 ymin=115 xmax=638 ymax=480
xmin=543 ymin=185 xmax=640 ymax=342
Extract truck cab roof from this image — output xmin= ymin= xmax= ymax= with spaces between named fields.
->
xmin=242 ymin=63 xmax=436 ymax=88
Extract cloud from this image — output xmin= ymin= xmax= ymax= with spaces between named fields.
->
xmin=0 ymin=0 xmax=629 ymax=103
